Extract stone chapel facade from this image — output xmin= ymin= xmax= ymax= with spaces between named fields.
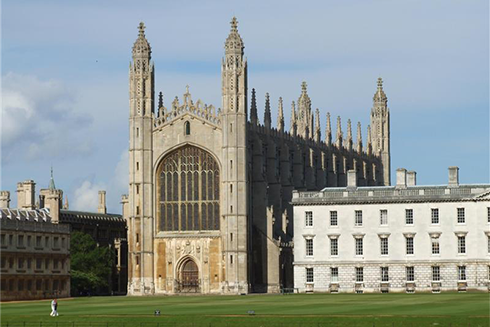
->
xmin=126 ymin=18 xmax=391 ymax=295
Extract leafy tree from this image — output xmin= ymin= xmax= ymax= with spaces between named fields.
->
xmin=70 ymin=231 xmax=114 ymax=296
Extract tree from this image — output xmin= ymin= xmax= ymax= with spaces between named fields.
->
xmin=70 ymin=231 xmax=114 ymax=296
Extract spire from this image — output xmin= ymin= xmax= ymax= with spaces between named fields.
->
xmin=132 ymin=22 xmax=151 ymax=59
xmin=250 ymin=88 xmax=258 ymax=125
xmin=373 ymin=77 xmax=387 ymax=105
xmin=63 ymin=196 xmax=69 ymax=210
xmin=314 ymin=108 xmax=321 ymax=143
xmin=49 ymin=166 xmax=56 ymax=190
xmin=264 ymin=93 xmax=271 ymax=129
xmin=336 ymin=116 xmax=343 ymax=148
xmin=277 ymin=97 xmax=284 ymax=132
xmin=290 ymin=101 xmax=297 ymax=136
xmin=356 ymin=122 xmax=363 ymax=153
xmin=224 ymin=17 xmax=244 ymax=56
xmin=367 ymin=124 xmax=373 ymax=155
xmin=325 ymin=112 xmax=332 ymax=145
xmin=346 ymin=119 xmax=353 ymax=151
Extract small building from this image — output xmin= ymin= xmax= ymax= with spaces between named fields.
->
xmin=292 ymin=167 xmax=490 ymax=293
xmin=0 ymin=206 xmax=71 ymax=301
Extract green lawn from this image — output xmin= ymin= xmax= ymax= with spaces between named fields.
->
xmin=1 ymin=293 xmax=489 ymax=327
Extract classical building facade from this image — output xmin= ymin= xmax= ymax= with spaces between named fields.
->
xmin=127 ymin=18 xmax=390 ymax=295
xmin=0 ymin=176 xmax=128 ymax=299
xmin=0 ymin=206 xmax=71 ymax=301
xmin=292 ymin=167 xmax=490 ymax=293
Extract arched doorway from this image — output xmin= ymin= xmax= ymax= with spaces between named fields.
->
xmin=178 ymin=259 xmax=200 ymax=293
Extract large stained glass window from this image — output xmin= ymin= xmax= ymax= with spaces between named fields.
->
xmin=158 ymin=145 xmax=220 ymax=231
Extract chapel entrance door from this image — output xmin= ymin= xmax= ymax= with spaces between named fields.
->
xmin=179 ymin=259 xmax=200 ymax=293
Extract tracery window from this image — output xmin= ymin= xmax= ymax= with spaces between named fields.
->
xmin=158 ymin=145 xmax=220 ymax=231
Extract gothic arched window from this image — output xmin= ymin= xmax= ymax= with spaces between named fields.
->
xmin=184 ymin=121 xmax=191 ymax=135
xmin=157 ymin=145 xmax=220 ymax=231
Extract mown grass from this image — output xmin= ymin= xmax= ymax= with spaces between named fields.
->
xmin=1 ymin=292 xmax=489 ymax=326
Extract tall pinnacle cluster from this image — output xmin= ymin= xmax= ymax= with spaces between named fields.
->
xmin=248 ymin=78 xmax=389 ymax=156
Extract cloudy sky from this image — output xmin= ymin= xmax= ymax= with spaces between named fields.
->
xmin=1 ymin=0 xmax=488 ymax=213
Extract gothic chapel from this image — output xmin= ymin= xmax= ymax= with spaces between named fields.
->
xmin=126 ymin=18 xmax=390 ymax=295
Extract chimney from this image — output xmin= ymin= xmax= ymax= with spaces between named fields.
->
xmin=347 ymin=170 xmax=357 ymax=189
xmin=121 ymin=194 xmax=129 ymax=220
xmin=40 ymin=189 xmax=62 ymax=223
xmin=0 ymin=191 xmax=11 ymax=208
xmin=17 ymin=180 xmax=36 ymax=210
xmin=407 ymin=171 xmax=417 ymax=186
xmin=396 ymin=168 xmax=407 ymax=189
xmin=98 ymin=191 xmax=107 ymax=214
xmin=448 ymin=166 xmax=459 ymax=187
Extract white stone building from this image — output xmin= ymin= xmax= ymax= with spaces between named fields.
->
xmin=292 ymin=167 xmax=490 ymax=293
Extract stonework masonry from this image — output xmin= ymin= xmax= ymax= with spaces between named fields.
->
xmin=127 ymin=18 xmax=391 ymax=295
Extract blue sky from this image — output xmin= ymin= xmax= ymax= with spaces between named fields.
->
xmin=1 ymin=0 xmax=489 ymax=213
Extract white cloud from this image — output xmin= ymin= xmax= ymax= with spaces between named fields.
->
xmin=72 ymin=180 xmax=106 ymax=212
xmin=1 ymin=73 xmax=94 ymax=163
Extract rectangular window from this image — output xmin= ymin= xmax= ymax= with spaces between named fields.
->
xmin=488 ymin=207 xmax=490 ymax=223
xmin=330 ymin=239 xmax=338 ymax=256
xmin=27 ymin=259 xmax=31 ymax=270
xmin=381 ymin=267 xmax=389 ymax=282
xmin=305 ymin=211 xmax=313 ymax=227
xmin=330 ymin=211 xmax=338 ymax=226
xmin=458 ymin=266 xmax=466 ymax=281
xmin=380 ymin=209 xmax=388 ymax=225
xmin=432 ymin=238 xmax=440 ymax=254
xmin=17 ymin=235 xmax=24 ymax=247
xmin=406 ymin=266 xmax=414 ymax=282
xmin=45 ymin=258 xmax=49 ymax=269
xmin=355 ymin=267 xmax=364 ymax=282
xmin=45 ymin=236 xmax=49 ymax=248
xmin=36 ymin=236 xmax=42 ymax=247
xmin=53 ymin=237 xmax=59 ymax=248
xmin=431 ymin=208 xmax=439 ymax=224
xmin=405 ymin=209 xmax=413 ymax=225
xmin=306 ymin=268 xmax=314 ymax=283
xmin=355 ymin=210 xmax=363 ymax=227
xmin=432 ymin=266 xmax=440 ymax=281
xmin=406 ymin=237 xmax=414 ymax=255
xmin=62 ymin=238 xmax=66 ymax=248
xmin=305 ymin=239 xmax=313 ymax=257
xmin=355 ymin=238 xmax=363 ymax=256
xmin=18 ymin=258 xmax=23 ymax=269
xmin=488 ymin=236 xmax=490 ymax=254
xmin=331 ymin=267 xmax=338 ymax=282
xmin=380 ymin=238 xmax=388 ymax=255
xmin=457 ymin=208 xmax=465 ymax=224
xmin=27 ymin=235 xmax=31 ymax=247
xmin=458 ymin=236 xmax=466 ymax=254
xmin=9 ymin=235 xmax=13 ymax=246
xmin=1 ymin=257 xmax=6 ymax=269
xmin=36 ymin=258 xmax=42 ymax=270
xmin=0 ymin=234 xmax=5 ymax=246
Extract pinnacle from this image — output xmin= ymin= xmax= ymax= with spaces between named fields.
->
xmin=377 ymin=77 xmax=383 ymax=90
xmin=138 ymin=22 xmax=146 ymax=36
xmin=301 ymin=81 xmax=307 ymax=93
xmin=230 ymin=17 xmax=238 ymax=32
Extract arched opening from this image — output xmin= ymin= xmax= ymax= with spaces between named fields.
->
xmin=177 ymin=258 xmax=200 ymax=293
xmin=184 ymin=121 xmax=191 ymax=135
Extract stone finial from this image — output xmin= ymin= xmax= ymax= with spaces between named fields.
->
xmin=63 ymin=196 xmax=69 ymax=210
xmin=367 ymin=124 xmax=372 ymax=155
xmin=314 ymin=108 xmax=321 ymax=143
xmin=356 ymin=122 xmax=363 ymax=153
xmin=290 ymin=101 xmax=297 ymax=136
xmin=277 ymin=97 xmax=284 ymax=132
xmin=264 ymin=93 xmax=271 ymax=129
xmin=346 ymin=119 xmax=353 ymax=151
xmin=158 ymin=92 xmax=163 ymax=109
xmin=250 ymin=88 xmax=258 ymax=125
xmin=325 ymin=112 xmax=332 ymax=145
xmin=225 ymin=16 xmax=244 ymax=54
xmin=373 ymin=77 xmax=387 ymax=105
xmin=336 ymin=116 xmax=343 ymax=148
xmin=132 ymin=22 xmax=151 ymax=58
